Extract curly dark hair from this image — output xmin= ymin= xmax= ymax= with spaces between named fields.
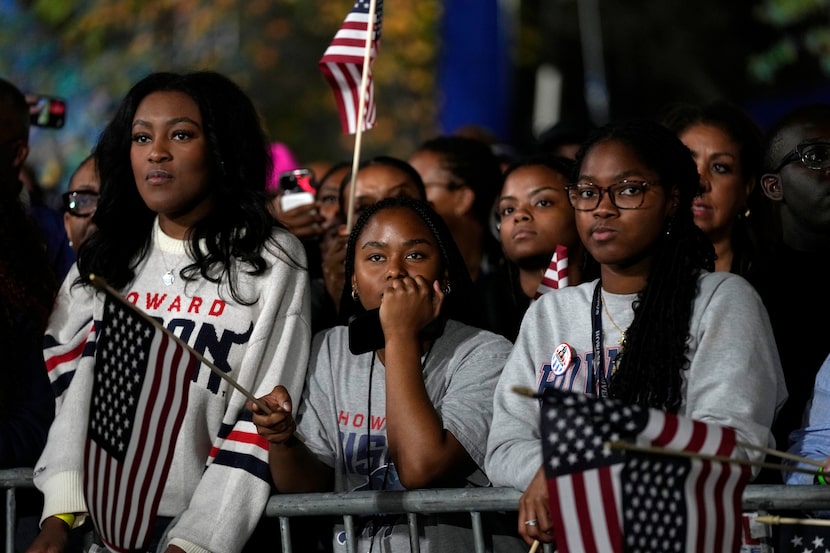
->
xmin=77 ymin=71 xmax=298 ymax=304
xmin=337 ymin=196 xmax=479 ymax=327
xmin=574 ymin=119 xmax=715 ymax=412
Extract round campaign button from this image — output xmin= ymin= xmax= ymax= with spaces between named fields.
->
xmin=551 ymin=342 xmax=573 ymax=376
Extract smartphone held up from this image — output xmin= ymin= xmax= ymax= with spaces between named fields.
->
xmin=279 ymin=168 xmax=316 ymax=211
xmin=27 ymin=94 xmax=67 ymax=128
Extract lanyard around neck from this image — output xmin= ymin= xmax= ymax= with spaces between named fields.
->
xmin=590 ymin=281 xmax=609 ymax=399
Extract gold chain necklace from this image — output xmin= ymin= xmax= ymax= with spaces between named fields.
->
xmin=601 ymin=292 xmax=627 ymax=345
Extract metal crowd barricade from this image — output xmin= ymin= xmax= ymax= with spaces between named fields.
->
xmin=5 ymin=467 xmax=830 ymax=553
xmin=264 ymin=485 xmax=830 ymax=553
xmin=264 ymin=487 xmax=529 ymax=553
xmin=0 ymin=468 xmax=35 ymax=553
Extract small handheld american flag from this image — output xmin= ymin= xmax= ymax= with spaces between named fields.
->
xmin=539 ymin=388 xmax=749 ymax=553
xmin=319 ymin=0 xmax=384 ymax=135
xmin=534 ymin=244 xmax=569 ymax=299
xmin=84 ymin=293 xmax=198 ymax=552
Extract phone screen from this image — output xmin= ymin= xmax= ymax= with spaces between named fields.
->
xmin=27 ymin=95 xmax=66 ymax=128
xmin=279 ymin=169 xmax=315 ymax=193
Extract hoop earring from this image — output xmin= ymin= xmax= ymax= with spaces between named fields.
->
xmin=351 ymin=288 xmax=359 ymax=302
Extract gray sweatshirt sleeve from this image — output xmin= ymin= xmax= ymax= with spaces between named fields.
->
xmin=485 ymin=303 xmax=547 ymax=491
xmin=682 ymin=273 xmax=787 ymax=479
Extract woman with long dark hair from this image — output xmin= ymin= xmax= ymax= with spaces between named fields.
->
xmin=29 ymin=71 xmax=311 ymax=553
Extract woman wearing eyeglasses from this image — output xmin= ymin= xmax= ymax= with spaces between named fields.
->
xmin=484 ymin=119 xmax=786 ymax=547
xmin=62 ymin=154 xmax=100 ymax=252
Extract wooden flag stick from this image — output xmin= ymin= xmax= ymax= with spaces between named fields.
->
xmin=89 ymin=274 xmax=271 ymax=415
xmin=606 ymin=440 xmax=817 ymax=476
xmin=736 ymin=440 xmax=825 ymax=468
xmin=511 ymin=386 xmax=538 ymax=398
xmin=511 ymin=386 xmax=823 ymax=471
xmin=755 ymin=515 xmax=830 ymax=527
xmin=528 ymin=540 xmax=540 ymax=553
xmin=344 ymin=0 xmax=379 ymax=235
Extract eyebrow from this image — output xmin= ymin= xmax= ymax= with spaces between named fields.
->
xmin=360 ymin=237 xmax=433 ymax=250
xmin=689 ymin=148 xmax=737 ymax=160
xmin=499 ymin=185 xmax=560 ymax=203
xmin=132 ymin=116 xmax=202 ymax=129
xmin=708 ymin=152 xmax=737 ymax=160
xmin=577 ymin=170 xmax=645 ymax=182
xmin=390 ymin=182 xmax=419 ymax=193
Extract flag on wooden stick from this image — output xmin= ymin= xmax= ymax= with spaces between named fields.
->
xmin=534 ymin=244 xmax=569 ymax=298
xmin=777 ymin=521 xmax=830 ymax=553
xmin=319 ymin=0 xmax=384 ymax=134
xmin=539 ymin=388 xmax=750 ymax=553
xmin=84 ymin=293 xmax=198 ymax=553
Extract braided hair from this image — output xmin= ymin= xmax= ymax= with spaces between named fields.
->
xmin=574 ymin=119 xmax=715 ymax=412
xmin=337 ymin=196 xmax=478 ymax=327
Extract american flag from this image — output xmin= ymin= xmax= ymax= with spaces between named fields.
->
xmin=534 ymin=244 xmax=569 ymax=299
xmin=84 ymin=294 xmax=198 ymax=553
xmin=777 ymin=524 xmax=830 ymax=553
xmin=318 ymin=0 xmax=383 ymax=134
xmin=540 ymin=388 xmax=749 ymax=553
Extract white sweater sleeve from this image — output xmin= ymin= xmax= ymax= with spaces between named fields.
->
xmin=166 ymin=234 xmax=312 ymax=553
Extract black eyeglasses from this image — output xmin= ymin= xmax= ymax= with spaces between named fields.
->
xmin=62 ymin=190 xmax=98 ymax=217
xmin=772 ymin=141 xmax=830 ymax=173
xmin=565 ymin=180 xmax=653 ymax=211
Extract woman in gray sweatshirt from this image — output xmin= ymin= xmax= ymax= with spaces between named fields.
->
xmin=485 ymin=119 xmax=786 ymax=548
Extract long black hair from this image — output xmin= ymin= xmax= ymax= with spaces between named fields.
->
xmin=337 ymin=196 xmax=479 ymax=327
xmin=78 ymin=71 xmax=297 ymax=304
xmin=574 ymin=119 xmax=715 ymax=412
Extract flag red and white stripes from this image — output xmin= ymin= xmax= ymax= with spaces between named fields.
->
xmin=534 ymin=244 xmax=569 ymax=299
xmin=319 ymin=0 xmax=383 ymax=134
xmin=540 ymin=388 xmax=749 ymax=553
xmin=84 ymin=295 xmax=198 ymax=553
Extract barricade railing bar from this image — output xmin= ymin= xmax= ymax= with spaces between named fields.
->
xmin=4 ymin=469 xmax=830 ymax=553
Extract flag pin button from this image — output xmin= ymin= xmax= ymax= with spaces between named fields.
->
xmin=551 ymin=342 xmax=573 ymax=376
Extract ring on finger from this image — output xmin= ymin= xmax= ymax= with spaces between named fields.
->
xmin=524 ymin=519 xmax=538 ymax=527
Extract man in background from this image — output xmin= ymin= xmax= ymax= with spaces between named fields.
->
xmin=756 ymin=103 xmax=830 ymax=476
xmin=0 ymin=77 xmax=74 ymax=283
